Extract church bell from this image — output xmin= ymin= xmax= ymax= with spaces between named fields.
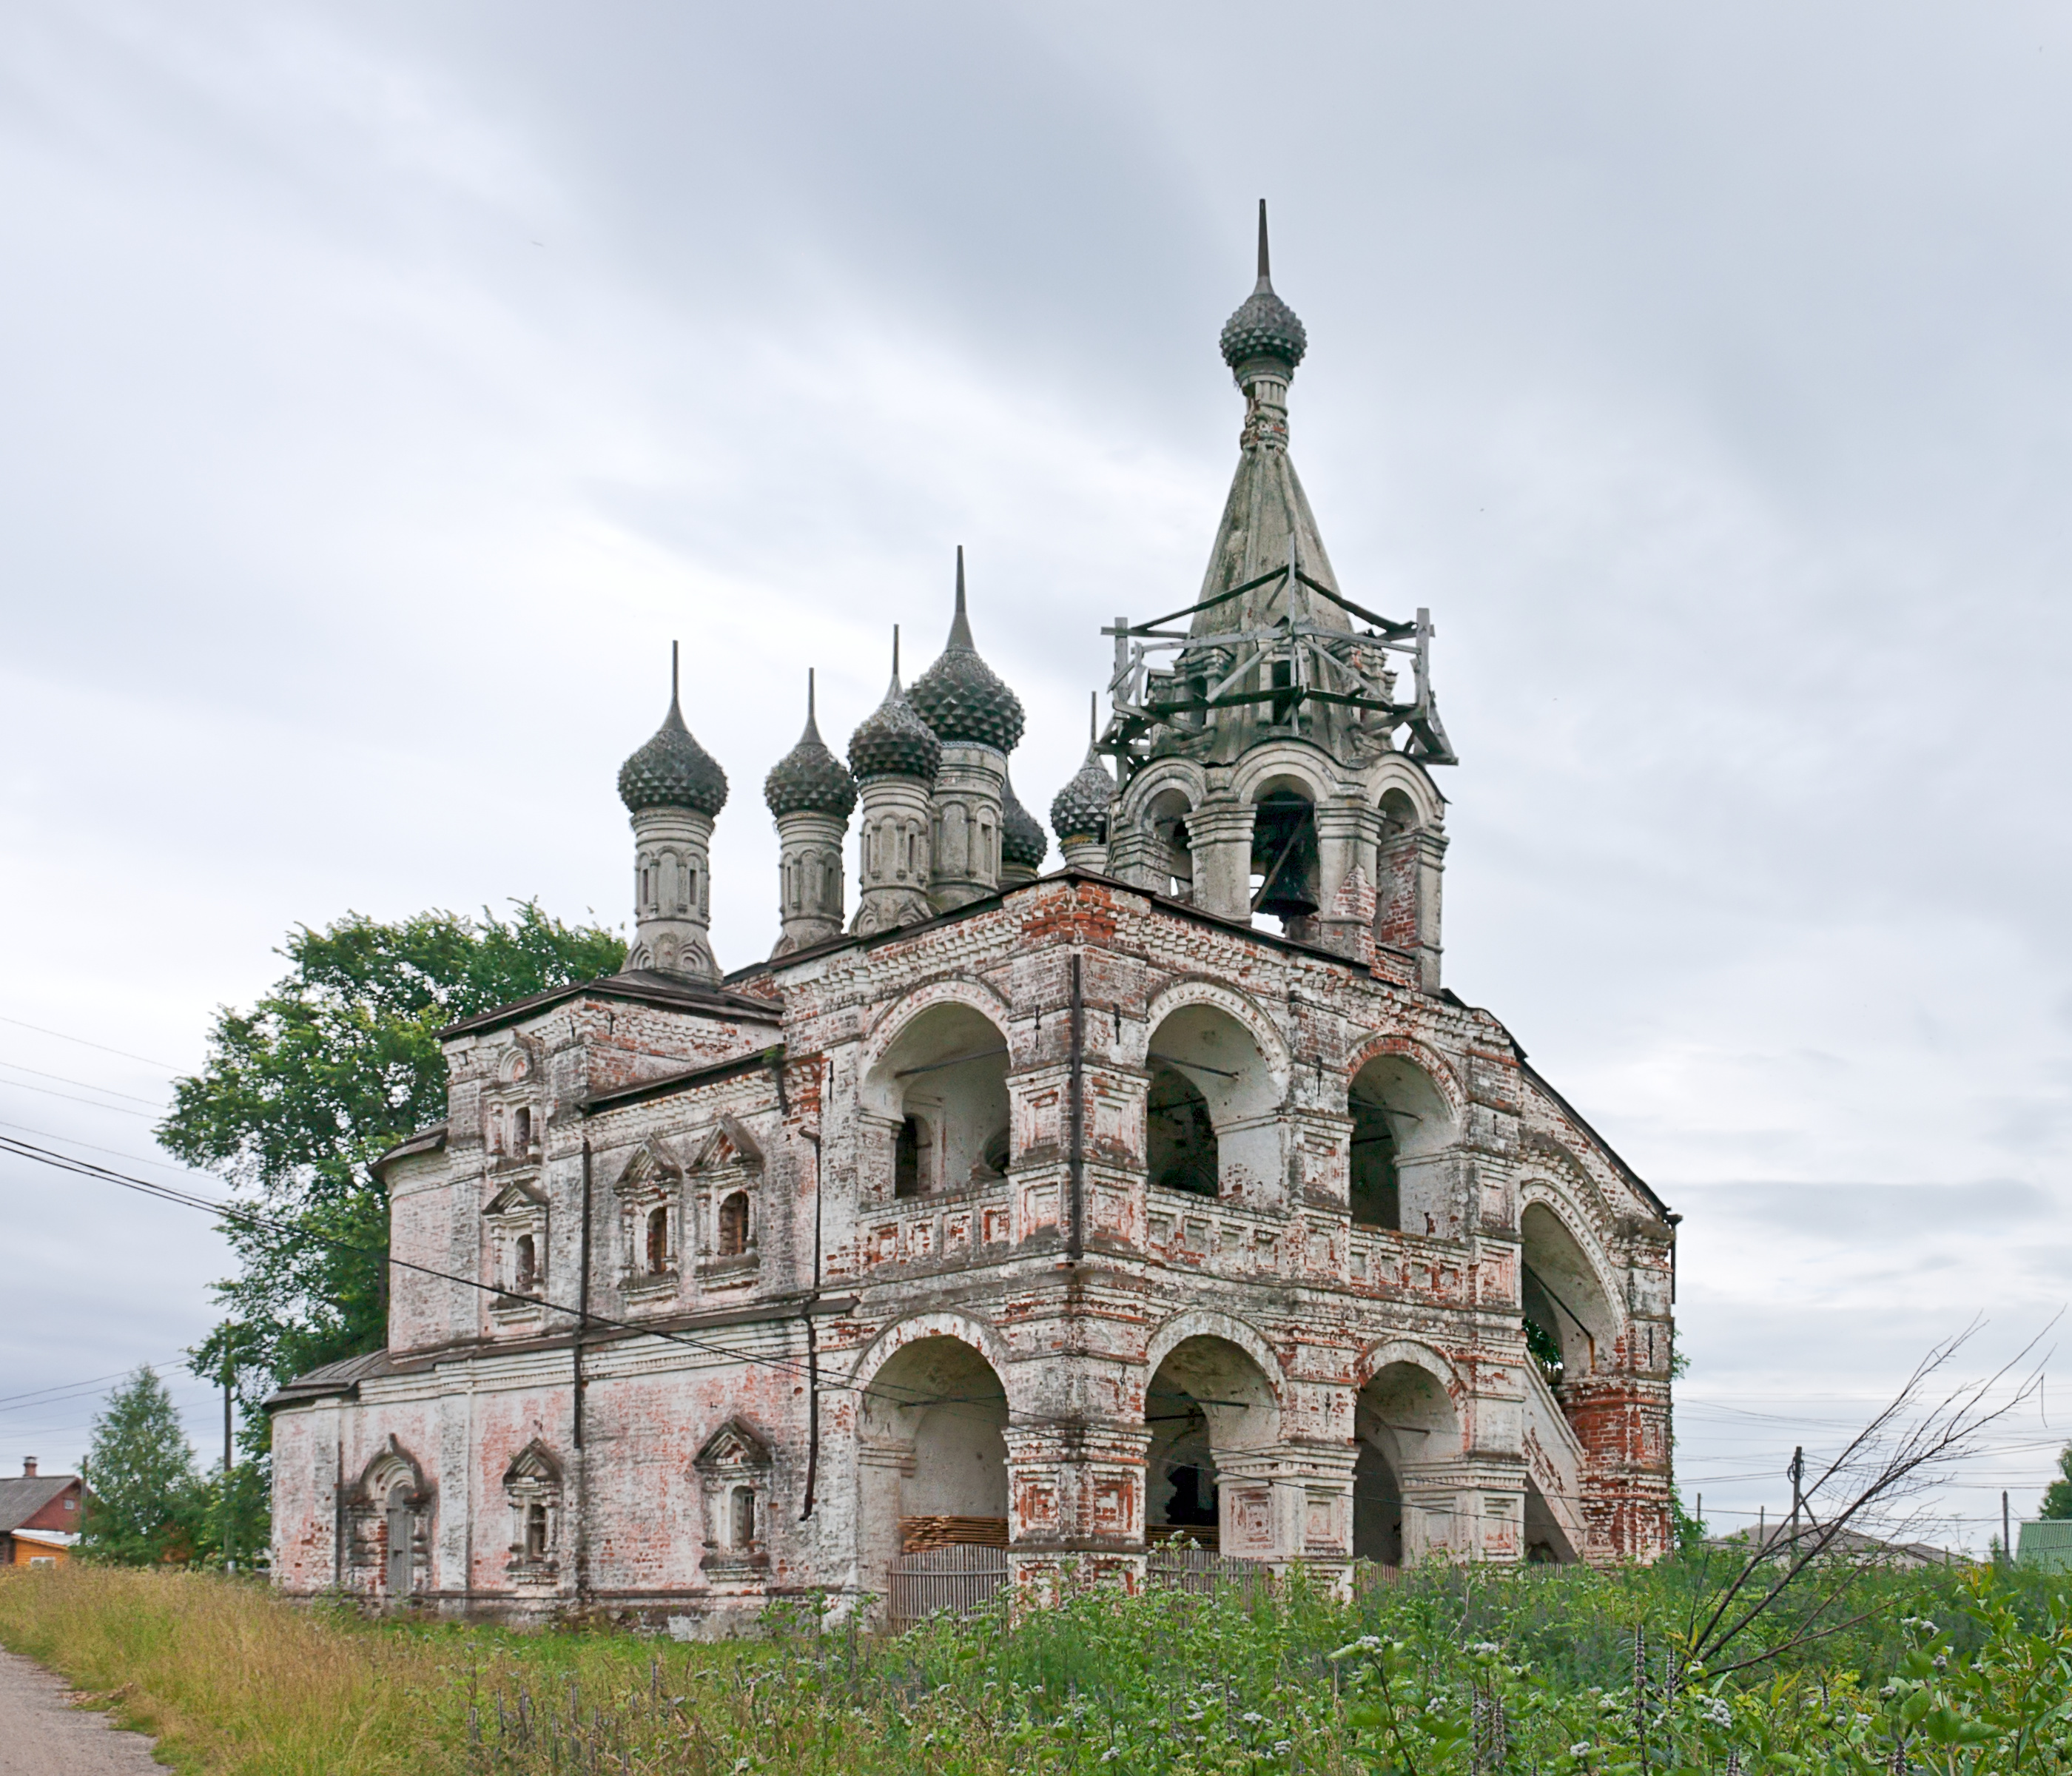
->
xmin=1250 ymin=793 xmax=1320 ymax=918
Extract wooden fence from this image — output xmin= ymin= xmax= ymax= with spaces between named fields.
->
xmin=1146 ymin=1545 xmax=1274 ymax=1598
xmin=887 ymin=1543 xmax=1009 ymax=1627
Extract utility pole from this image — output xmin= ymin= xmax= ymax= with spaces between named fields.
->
xmin=221 ymin=1342 xmax=235 ymax=1572
xmin=2004 ymin=1490 xmax=2012 ymax=1566
xmin=1788 ymin=1446 xmax=1805 ymax=1555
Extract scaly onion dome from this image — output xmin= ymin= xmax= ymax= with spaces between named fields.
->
xmin=847 ymin=676 xmax=941 ymax=782
xmin=909 ymin=551 xmax=1026 ymax=752
xmin=1220 ymin=200 xmax=1307 ymax=374
xmin=618 ymin=693 xmax=728 ymax=817
xmin=1000 ymin=773 xmax=1048 ymax=871
xmin=764 ymin=703 xmax=857 ymax=820
xmin=1050 ymin=747 xmax=1114 ymax=845
xmin=1220 ymin=283 xmax=1306 ymax=374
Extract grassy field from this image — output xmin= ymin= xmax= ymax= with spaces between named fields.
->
xmin=4 ymin=1558 xmax=2071 ymax=1774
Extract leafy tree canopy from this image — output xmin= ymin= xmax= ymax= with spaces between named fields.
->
xmin=2041 ymin=1442 xmax=2072 ymax=1518
xmin=81 ymin=1367 xmax=201 ymax=1566
xmin=159 ymin=904 xmax=624 ymax=1399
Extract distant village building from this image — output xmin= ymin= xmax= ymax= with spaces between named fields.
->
xmin=266 ymin=214 xmax=1678 ymax=1627
xmin=0 ymin=1459 xmax=85 ymax=1567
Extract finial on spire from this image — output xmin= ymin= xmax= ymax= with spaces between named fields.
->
xmin=1257 ymin=199 xmax=1271 ymax=289
xmin=1089 ymin=690 xmax=1097 ymax=744
xmin=892 ymin=624 xmax=901 ymax=685
xmin=670 ymin=639 xmax=680 ymax=706
xmin=948 ymin=545 xmax=976 ymax=650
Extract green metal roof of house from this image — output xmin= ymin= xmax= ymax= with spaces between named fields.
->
xmin=2016 ymin=1520 xmax=2072 ymax=1570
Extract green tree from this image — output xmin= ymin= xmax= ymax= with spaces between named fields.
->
xmin=158 ymin=904 xmax=624 ymax=1401
xmin=80 ymin=1368 xmax=202 ymax=1565
xmin=2039 ymin=1442 xmax=2072 ymax=1518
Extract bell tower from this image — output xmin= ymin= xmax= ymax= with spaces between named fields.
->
xmin=1086 ymin=205 xmax=1457 ymax=981
xmin=618 ymin=644 xmax=728 ymax=981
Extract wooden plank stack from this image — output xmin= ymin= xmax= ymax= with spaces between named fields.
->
xmin=900 ymin=1515 xmax=1009 ymax=1553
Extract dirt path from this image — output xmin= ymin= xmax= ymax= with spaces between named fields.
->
xmin=0 ymin=1650 xmax=162 ymax=1774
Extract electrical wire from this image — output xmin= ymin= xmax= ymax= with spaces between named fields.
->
xmin=0 ymin=1012 xmax=177 ymax=1072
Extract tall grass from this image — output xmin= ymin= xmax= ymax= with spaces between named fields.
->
xmin=6 ymin=1558 xmax=2072 ymax=1773
xmin=0 ymin=1566 xmax=467 ymax=1775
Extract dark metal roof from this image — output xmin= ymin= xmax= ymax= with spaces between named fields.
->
xmin=764 ymin=696 xmax=857 ymax=820
xmin=262 ymin=1348 xmax=397 ymax=1410
xmin=1000 ymin=773 xmax=1047 ymax=868
xmin=369 ymin=1123 xmax=447 ymax=1182
xmin=438 ymin=970 xmax=784 ymax=1042
xmin=1050 ymin=747 xmax=1114 ymax=844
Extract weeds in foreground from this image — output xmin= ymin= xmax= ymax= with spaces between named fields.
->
xmin=7 ymin=1560 xmax=2072 ymax=1774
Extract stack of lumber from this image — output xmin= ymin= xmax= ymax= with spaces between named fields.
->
xmin=1147 ymin=1524 xmax=1222 ymax=1552
xmin=901 ymin=1515 xmax=1010 ymax=1553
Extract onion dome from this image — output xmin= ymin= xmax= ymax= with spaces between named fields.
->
xmin=619 ymin=648 xmax=727 ymax=816
xmin=848 ymin=630 xmax=942 ymax=782
xmin=1000 ymin=773 xmax=1048 ymax=871
xmin=764 ymin=671 xmax=857 ymax=819
xmin=909 ymin=548 xmax=1026 ymax=753
xmin=1051 ymin=747 xmax=1114 ymax=846
xmin=1219 ymin=201 xmax=1307 ymax=374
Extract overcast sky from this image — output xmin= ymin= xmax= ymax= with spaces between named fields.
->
xmin=4 ymin=1 xmax=2070 ymax=1550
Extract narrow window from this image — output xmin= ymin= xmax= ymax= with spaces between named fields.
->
xmin=1146 ymin=1068 xmax=1219 ymax=1197
xmin=718 ymin=1191 xmax=750 ymax=1257
xmin=730 ymin=1485 xmax=756 ymax=1549
xmin=904 ymin=830 xmax=915 ymax=876
xmin=525 ymin=1501 xmax=548 ymax=1560
xmin=1270 ymin=658 xmax=1296 ymax=724
xmin=645 ymin=1206 xmax=669 ymax=1274
xmin=514 ymin=1106 xmax=531 ymax=1151
xmin=514 ymin=1233 xmax=537 ymax=1294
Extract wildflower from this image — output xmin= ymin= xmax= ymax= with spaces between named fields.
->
xmin=1273 ymin=1741 xmax=1293 ymax=1755
xmin=1570 ymin=1743 xmax=1594 ymax=1757
xmin=1241 ymin=1710 xmax=1266 ymax=1724
xmin=1699 ymin=1698 xmax=1732 ymax=1729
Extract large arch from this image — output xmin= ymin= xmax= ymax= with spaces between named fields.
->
xmin=863 ymin=992 xmax=1012 ymax=1200
xmin=1140 ymin=983 xmax=1288 ymax=1206
xmin=852 ymin=1318 xmax=1013 ymax=1605
xmin=1346 ymin=1040 xmax=1462 ymax=1236
xmin=1518 ymin=1195 xmax=1622 ymax=1385
xmin=1349 ymin=1341 xmax=1462 ymax=1568
xmin=1142 ymin=1324 xmax=1282 ymax=1552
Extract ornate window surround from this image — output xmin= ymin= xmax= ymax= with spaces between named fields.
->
xmin=693 ymin=1417 xmax=773 ymax=1587
xmin=502 ymin=1439 xmax=564 ymax=1588
xmin=485 ymin=1180 xmax=549 ymax=1327
xmin=689 ymin=1116 xmax=764 ymax=1288
xmin=613 ymin=1137 xmax=684 ymax=1304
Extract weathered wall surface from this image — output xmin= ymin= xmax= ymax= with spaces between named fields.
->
xmin=270 ymin=876 xmax=1675 ymax=1624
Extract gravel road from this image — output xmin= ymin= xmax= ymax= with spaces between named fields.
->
xmin=0 ymin=1650 xmax=162 ymax=1774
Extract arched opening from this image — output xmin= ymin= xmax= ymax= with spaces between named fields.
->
xmin=1249 ymin=784 xmax=1320 ymax=936
xmin=858 ymin=1333 xmax=1011 ymax=1597
xmin=1519 ymin=1203 xmax=1616 ymax=1387
xmin=513 ymin=1106 xmax=531 ymax=1151
xmin=1345 ymin=1053 xmax=1457 ymax=1237
xmin=524 ymin=1501 xmax=548 ymax=1561
xmin=1145 ymin=1334 xmax=1279 ymax=1553
xmin=1147 ymin=1066 xmax=1217 ymax=1196
xmin=869 ymin=1003 xmax=1011 ymax=1200
xmin=513 ymin=1233 xmax=537 ymax=1294
xmin=1144 ymin=1003 xmax=1280 ymax=1205
xmin=1352 ymin=1361 xmax=1459 ymax=1569
xmin=717 ymin=1191 xmax=750 ymax=1257
xmin=384 ymin=1483 xmax=415 ymax=1596
xmin=1146 ymin=788 xmax=1196 ymax=901
xmin=730 ymin=1484 xmax=756 ymax=1549
xmin=645 ymin=1205 xmax=669 ymax=1274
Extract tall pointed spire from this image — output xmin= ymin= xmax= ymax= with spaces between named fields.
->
xmin=1256 ymin=198 xmax=1271 ymax=288
xmin=848 ymin=625 xmax=941 ymax=782
xmin=765 ymin=668 xmax=855 ymax=819
xmin=948 ymin=545 xmax=975 ymax=650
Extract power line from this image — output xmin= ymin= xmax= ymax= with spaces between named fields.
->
xmin=0 ymin=1013 xmax=178 ymax=1073
xmin=0 ymin=1118 xmax=204 ymax=1180
xmin=0 ymin=1077 xmax=159 ymax=1120
xmin=0 ymin=1059 xmax=166 ymax=1109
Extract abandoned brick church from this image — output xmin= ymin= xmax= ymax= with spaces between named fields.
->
xmin=268 ymin=215 xmax=1678 ymax=1627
